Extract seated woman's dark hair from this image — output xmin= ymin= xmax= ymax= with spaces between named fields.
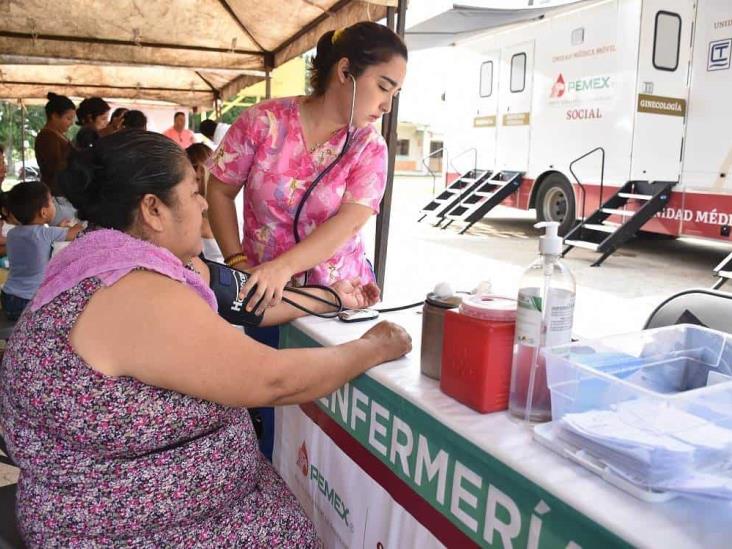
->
xmin=0 ymin=180 xmax=51 ymax=225
xmin=76 ymin=97 xmax=111 ymax=125
xmin=59 ymin=131 xmax=188 ymax=231
xmin=309 ymin=22 xmax=408 ymax=96
xmin=44 ymin=92 xmax=75 ymax=119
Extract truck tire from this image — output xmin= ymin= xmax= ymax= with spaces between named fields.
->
xmin=535 ymin=174 xmax=576 ymax=236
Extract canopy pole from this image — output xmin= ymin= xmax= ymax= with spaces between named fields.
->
xmin=373 ymin=0 xmax=406 ymax=295
xmin=19 ymin=99 xmax=26 ymax=180
xmin=265 ymin=69 xmax=272 ymax=99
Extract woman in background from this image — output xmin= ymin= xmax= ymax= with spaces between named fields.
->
xmin=34 ymin=92 xmax=77 ymax=225
xmin=74 ymin=96 xmax=111 ymax=149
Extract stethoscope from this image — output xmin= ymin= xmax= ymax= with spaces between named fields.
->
xmin=289 ymin=76 xmax=425 ymax=315
xmin=292 ymin=72 xmax=357 ymax=285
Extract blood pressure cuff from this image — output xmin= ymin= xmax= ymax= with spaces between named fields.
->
xmin=205 ymin=260 xmax=265 ymax=327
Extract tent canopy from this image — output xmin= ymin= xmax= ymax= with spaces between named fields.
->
xmin=0 ymin=0 xmax=393 ymax=106
xmin=404 ymin=1 xmax=588 ymax=51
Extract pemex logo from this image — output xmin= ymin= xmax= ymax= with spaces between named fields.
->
xmin=550 ymin=73 xmax=566 ymax=98
xmin=297 ymin=441 xmax=309 ymax=477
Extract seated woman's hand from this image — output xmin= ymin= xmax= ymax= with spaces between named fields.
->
xmin=239 ymin=258 xmax=294 ymax=314
xmin=331 ymin=278 xmax=381 ymax=310
xmin=360 ymin=321 xmax=412 ymax=363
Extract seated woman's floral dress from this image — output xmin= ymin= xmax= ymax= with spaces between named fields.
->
xmin=0 ymin=229 xmax=319 ymax=547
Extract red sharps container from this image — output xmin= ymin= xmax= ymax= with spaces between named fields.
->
xmin=440 ymin=295 xmax=517 ymax=413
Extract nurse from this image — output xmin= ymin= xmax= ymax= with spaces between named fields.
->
xmin=206 ymin=22 xmax=407 ymax=313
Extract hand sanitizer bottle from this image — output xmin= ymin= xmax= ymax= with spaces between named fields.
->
xmin=508 ymin=222 xmax=575 ymax=422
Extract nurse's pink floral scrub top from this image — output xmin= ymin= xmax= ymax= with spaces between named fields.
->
xmin=207 ymin=96 xmax=388 ymax=286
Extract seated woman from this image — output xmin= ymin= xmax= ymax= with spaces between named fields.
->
xmin=0 ymin=131 xmax=410 ymax=546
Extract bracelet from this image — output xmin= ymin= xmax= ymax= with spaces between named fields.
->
xmin=226 ymin=256 xmax=248 ymax=268
xmin=224 ymin=252 xmax=245 ymax=263
xmin=224 ymin=253 xmax=247 ymax=267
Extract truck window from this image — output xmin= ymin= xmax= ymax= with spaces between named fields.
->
xmin=653 ymin=11 xmax=681 ymax=71
xmin=510 ymin=53 xmax=526 ymax=92
xmin=480 ymin=61 xmax=493 ymax=97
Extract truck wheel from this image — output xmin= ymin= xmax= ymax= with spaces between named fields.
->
xmin=536 ymin=174 xmax=576 ymax=236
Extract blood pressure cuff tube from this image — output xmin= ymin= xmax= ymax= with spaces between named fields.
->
xmin=205 ymin=260 xmax=265 ymax=327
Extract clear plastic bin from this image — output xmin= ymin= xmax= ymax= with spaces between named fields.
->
xmin=543 ymin=324 xmax=732 ymax=428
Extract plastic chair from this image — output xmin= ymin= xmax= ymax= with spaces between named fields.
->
xmin=644 ymin=288 xmax=732 ymax=334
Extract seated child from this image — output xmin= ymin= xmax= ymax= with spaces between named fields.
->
xmin=0 ymin=181 xmax=82 ymax=320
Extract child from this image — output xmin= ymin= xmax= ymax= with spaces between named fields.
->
xmin=0 ymin=181 xmax=82 ymax=320
xmin=186 ymin=143 xmax=224 ymax=263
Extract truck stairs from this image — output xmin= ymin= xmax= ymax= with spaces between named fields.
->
xmin=438 ymin=170 xmax=524 ymax=234
xmin=417 ymin=169 xmax=493 ymax=226
xmin=562 ymin=180 xmax=677 ymax=267
xmin=712 ymin=252 xmax=732 ymax=289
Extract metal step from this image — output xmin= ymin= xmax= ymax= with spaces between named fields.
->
xmin=601 ymin=208 xmax=635 ymax=217
xmin=441 ymin=170 xmax=524 ymax=233
xmin=564 ymin=239 xmax=600 ymax=251
xmin=583 ymin=223 xmax=616 ymax=233
xmin=713 ymin=251 xmax=732 ymax=273
xmin=618 ymin=192 xmax=653 ymax=200
xmin=712 ymin=251 xmax=732 ymax=289
xmin=418 ymin=169 xmax=494 ymax=221
xmin=562 ymin=179 xmax=677 ymax=266
xmin=445 ymin=180 xmax=505 ymax=220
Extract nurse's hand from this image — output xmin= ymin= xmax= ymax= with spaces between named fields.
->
xmin=240 ymin=258 xmax=294 ymax=314
xmin=332 ymin=279 xmax=381 ymax=310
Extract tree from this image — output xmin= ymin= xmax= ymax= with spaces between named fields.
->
xmin=0 ymin=102 xmax=49 ymax=175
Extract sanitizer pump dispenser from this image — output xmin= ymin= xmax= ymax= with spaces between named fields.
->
xmin=508 ymin=221 xmax=576 ymax=422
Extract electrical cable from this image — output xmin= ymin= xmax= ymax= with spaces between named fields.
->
xmin=373 ymin=291 xmax=471 ymax=314
xmin=375 ymin=302 xmax=424 ymax=313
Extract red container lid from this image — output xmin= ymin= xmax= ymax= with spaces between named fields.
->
xmin=459 ymin=294 xmax=517 ymax=322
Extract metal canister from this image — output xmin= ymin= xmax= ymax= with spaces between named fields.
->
xmin=420 ymin=292 xmax=463 ymax=380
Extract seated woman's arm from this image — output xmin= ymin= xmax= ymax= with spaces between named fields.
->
xmin=70 ymin=270 xmax=408 ymax=408
xmin=192 ymin=256 xmax=379 ymax=327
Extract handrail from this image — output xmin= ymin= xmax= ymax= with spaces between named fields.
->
xmin=568 ymin=146 xmax=605 ymax=220
xmin=449 ymin=147 xmax=478 ymax=180
xmin=421 ymin=146 xmax=448 ymax=195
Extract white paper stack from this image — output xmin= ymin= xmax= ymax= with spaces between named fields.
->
xmin=557 ymin=399 xmax=732 ymax=500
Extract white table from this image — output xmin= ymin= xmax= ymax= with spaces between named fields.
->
xmin=272 ymin=309 xmax=731 ymax=549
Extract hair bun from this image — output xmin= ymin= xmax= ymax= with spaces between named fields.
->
xmin=58 ymin=148 xmax=100 ymax=219
xmin=46 ymin=92 xmax=58 ymax=100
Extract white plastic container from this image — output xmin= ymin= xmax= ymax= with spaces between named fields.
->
xmin=543 ymin=324 xmax=732 ymax=427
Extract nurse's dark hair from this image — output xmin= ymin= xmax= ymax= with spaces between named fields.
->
xmin=309 ymin=21 xmax=408 ymax=96
xmin=59 ymin=131 xmax=188 ymax=231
